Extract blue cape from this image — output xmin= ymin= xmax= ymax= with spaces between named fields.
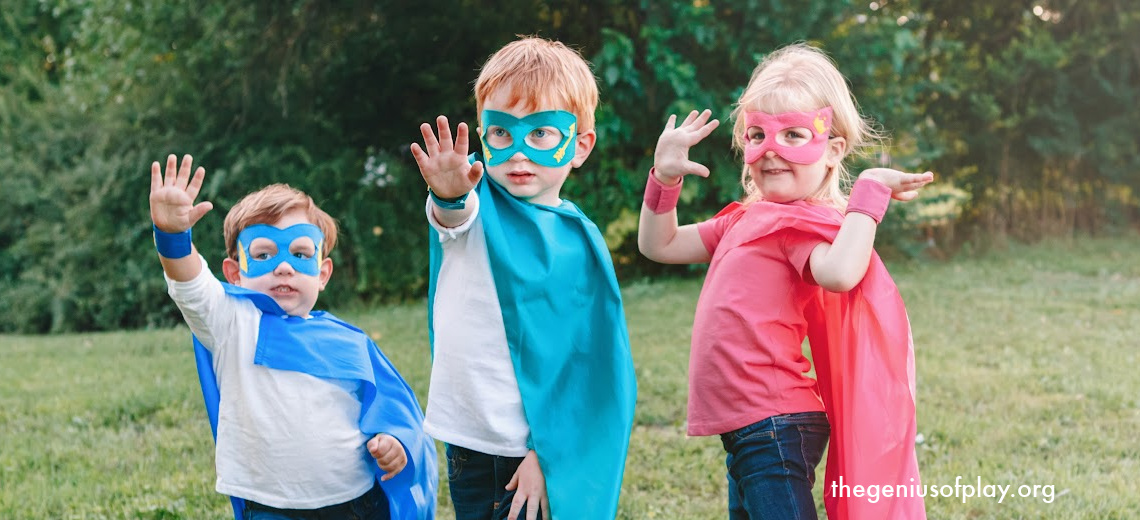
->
xmin=427 ymin=173 xmax=637 ymax=519
xmin=193 ymin=283 xmax=437 ymax=520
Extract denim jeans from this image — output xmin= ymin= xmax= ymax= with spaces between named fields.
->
xmin=243 ymin=482 xmax=389 ymax=520
xmin=720 ymin=412 xmax=830 ymax=520
xmin=447 ymin=444 xmax=544 ymax=520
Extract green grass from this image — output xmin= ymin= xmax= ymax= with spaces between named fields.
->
xmin=2 ymin=236 xmax=1138 ymax=519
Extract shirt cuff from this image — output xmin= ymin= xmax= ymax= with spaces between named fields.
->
xmin=426 ymin=189 xmax=480 ymax=241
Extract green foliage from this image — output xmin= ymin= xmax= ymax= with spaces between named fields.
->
xmin=1 ymin=1 xmax=1137 ymax=331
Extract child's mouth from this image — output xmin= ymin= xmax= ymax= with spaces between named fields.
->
xmin=272 ymin=285 xmax=297 ymax=295
xmin=506 ymin=171 xmax=535 ymax=184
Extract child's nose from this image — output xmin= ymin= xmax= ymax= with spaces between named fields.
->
xmin=273 ymin=261 xmax=295 ymax=275
xmin=509 ymin=151 xmax=529 ymax=162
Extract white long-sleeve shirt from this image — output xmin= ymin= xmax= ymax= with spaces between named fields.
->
xmin=422 ymin=192 xmax=531 ymax=457
xmin=166 ymin=258 xmax=375 ymax=508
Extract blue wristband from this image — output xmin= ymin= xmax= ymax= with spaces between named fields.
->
xmin=429 ymin=188 xmax=469 ymax=210
xmin=153 ymin=225 xmax=193 ymax=259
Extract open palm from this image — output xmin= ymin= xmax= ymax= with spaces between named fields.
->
xmin=410 ymin=115 xmax=484 ymax=199
xmin=654 ymin=109 xmax=720 ymax=182
xmin=149 ymin=154 xmax=213 ymax=233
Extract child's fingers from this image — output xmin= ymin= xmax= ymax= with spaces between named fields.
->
xmin=186 ymin=166 xmax=206 ymax=200
xmin=188 ymin=201 xmax=214 ymax=226
xmin=454 ymin=122 xmax=470 ymax=155
xmin=893 ymin=190 xmax=920 ymax=202
xmin=164 ymin=154 xmax=178 ymax=187
xmin=692 ymin=109 xmax=713 ymax=127
xmin=507 ymin=491 xmax=526 ymax=520
xmin=150 ymin=161 xmax=162 ymax=193
xmin=663 ymin=114 xmax=677 ymax=131
xmin=505 ymin=470 xmax=519 ymax=491
xmin=541 ymin=497 xmax=550 ymax=520
xmin=466 ymin=161 xmax=484 ymax=185
xmin=436 ymin=116 xmax=453 ymax=152
xmin=419 ymin=122 xmax=440 ymax=152
xmin=380 ymin=468 xmax=400 ymax=482
xmin=176 ymin=154 xmax=193 ymax=189
xmin=684 ymin=161 xmax=710 ymax=178
xmin=409 ymin=143 xmax=429 ymax=169
xmin=693 ymin=119 xmax=721 ymax=140
xmin=526 ymin=499 xmax=540 ymax=520
xmin=681 ymin=110 xmax=700 ymax=127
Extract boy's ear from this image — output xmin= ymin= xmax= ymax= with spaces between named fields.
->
xmin=221 ymin=258 xmax=242 ymax=285
xmin=570 ymin=129 xmax=597 ymax=168
xmin=318 ymin=257 xmax=333 ymax=291
xmin=825 ymin=136 xmax=847 ymax=169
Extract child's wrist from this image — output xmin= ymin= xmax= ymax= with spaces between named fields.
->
xmin=644 ymin=167 xmax=683 ymax=214
xmin=845 ymin=177 xmax=892 ymax=224
xmin=429 ymin=188 xmax=470 ymax=210
xmin=153 ymin=224 xmax=193 ymax=258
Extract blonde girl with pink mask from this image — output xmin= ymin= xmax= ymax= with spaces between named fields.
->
xmin=638 ymin=43 xmax=932 ymax=520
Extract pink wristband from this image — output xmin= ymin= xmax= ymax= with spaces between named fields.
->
xmin=845 ymin=177 xmax=892 ymax=224
xmin=644 ymin=168 xmax=683 ymax=214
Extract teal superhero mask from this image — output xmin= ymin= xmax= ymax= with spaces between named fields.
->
xmin=236 ymin=224 xmax=324 ymax=277
xmin=479 ymin=109 xmax=578 ymax=167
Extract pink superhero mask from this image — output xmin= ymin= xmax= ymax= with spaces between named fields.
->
xmin=742 ymin=107 xmax=834 ymax=165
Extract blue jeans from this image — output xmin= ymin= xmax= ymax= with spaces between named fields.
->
xmin=720 ymin=412 xmax=830 ymax=520
xmin=447 ymin=444 xmax=544 ymax=520
xmin=243 ymin=482 xmax=389 ymax=520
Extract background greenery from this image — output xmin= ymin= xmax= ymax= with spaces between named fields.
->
xmin=2 ymin=237 xmax=1137 ymax=518
xmin=2 ymin=1 xmax=1138 ymax=332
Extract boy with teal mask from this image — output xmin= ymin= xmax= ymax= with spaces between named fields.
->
xmin=408 ymin=37 xmax=637 ymax=520
xmin=149 ymin=157 xmax=437 ymax=520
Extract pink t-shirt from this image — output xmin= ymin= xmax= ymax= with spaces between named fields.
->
xmin=687 ymin=201 xmax=834 ymax=436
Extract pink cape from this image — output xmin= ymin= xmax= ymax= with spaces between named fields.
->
xmin=716 ymin=201 xmax=926 ymax=520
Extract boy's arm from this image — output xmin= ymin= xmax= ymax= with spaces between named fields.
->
xmin=410 ymin=116 xmax=484 ymax=228
xmin=809 ymin=169 xmax=934 ymax=292
xmin=638 ymin=110 xmax=719 ymax=264
xmin=150 ymin=154 xmax=214 ymax=281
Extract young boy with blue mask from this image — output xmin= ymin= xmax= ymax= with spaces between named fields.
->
xmin=148 ymin=155 xmax=437 ymax=520
xmin=408 ymin=37 xmax=638 ymax=520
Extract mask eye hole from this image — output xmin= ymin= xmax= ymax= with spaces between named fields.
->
xmin=523 ymin=126 xmax=565 ymax=151
xmin=289 ymin=237 xmax=316 ymax=260
xmin=776 ymin=127 xmax=813 ymax=147
xmin=485 ymin=126 xmax=513 ymax=148
xmin=248 ymin=238 xmax=278 ymax=261
xmin=745 ymin=127 xmax=765 ymax=143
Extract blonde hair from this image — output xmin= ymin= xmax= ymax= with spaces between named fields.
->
xmin=731 ymin=43 xmax=883 ymax=209
xmin=474 ymin=36 xmax=599 ymax=132
xmin=223 ymin=184 xmax=338 ymax=260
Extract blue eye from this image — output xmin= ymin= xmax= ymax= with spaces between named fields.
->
xmin=532 ymin=129 xmax=547 ymax=138
xmin=492 ymin=128 xmax=508 ymax=137
xmin=253 ymin=252 xmax=272 ymax=260
xmin=293 ymin=251 xmax=312 ymax=259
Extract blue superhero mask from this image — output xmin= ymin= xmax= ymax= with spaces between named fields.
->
xmin=236 ymin=223 xmax=325 ymax=278
xmin=479 ymin=109 xmax=578 ymax=168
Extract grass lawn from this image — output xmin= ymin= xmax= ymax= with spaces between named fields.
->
xmin=2 ymin=236 xmax=1137 ymax=519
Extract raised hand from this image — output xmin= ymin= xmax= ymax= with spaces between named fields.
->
xmin=653 ymin=109 xmax=721 ymax=184
xmin=410 ymin=115 xmax=484 ymax=199
xmin=367 ymin=434 xmax=408 ymax=481
xmin=149 ymin=154 xmax=213 ymax=233
xmin=857 ymin=168 xmax=935 ymax=201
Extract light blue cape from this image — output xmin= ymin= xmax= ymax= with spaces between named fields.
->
xmin=427 ymin=171 xmax=637 ymax=519
xmin=193 ymin=283 xmax=437 ymax=520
